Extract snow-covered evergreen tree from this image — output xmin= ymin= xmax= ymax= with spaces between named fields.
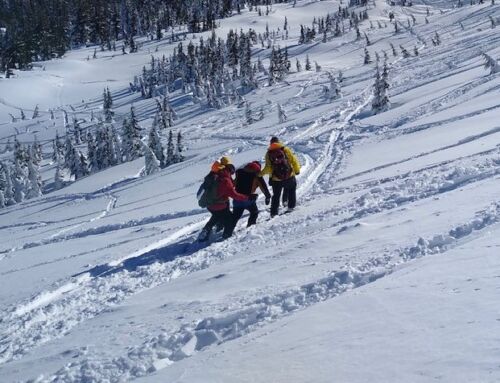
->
xmin=176 ymin=131 xmax=184 ymax=162
xmin=54 ymin=162 xmax=65 ymax=190
xmin=364 ymin=48 xmax=372 ymax=64
xmin=166 ymin=130 xmax=175 ymax=165
xmin=142 ymin=141 xmax=161 ymax=175
xmin=103 ymin=87 xmax=114 ymax=123
xmin=305 ymin=55 xmax=312 ymax=70
xmin=33 ymin=136 xmax=43 ymax=164
xmin=372 ymin=64 xmax=390 ymax=114
xmin=32 ymin=105 xmax=40 ymax=119
xmin=277 ymin=103 xmax=288 ymax=123
xmin=482 ymin=53 xmax=499 ymax=74
xmin=26 ymin=158 xmax=42 ymax=198
xmin=1 ymin=162 xmax=15 ymax=206
xmin=245 ymin=102 xmax=254 ymax=125
xmin=148 ymin=123 xmax=166 ymax=167
xmin=12 ymin=159 xmax=27 ymax=203
xmin=86 ymin=131 xmax=99 ymax=172
xmin=121 ymin=107 xmax=143 ymax=161
xmin=73 ymin=117 xmax=82 ymax=144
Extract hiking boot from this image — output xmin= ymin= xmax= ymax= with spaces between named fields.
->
xmin=215 ymin=222 xmax=224 ymax=233
xmin=198 ymin=228 xmax=211 ymax=242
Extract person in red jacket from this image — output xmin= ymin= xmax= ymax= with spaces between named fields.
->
xmin=199 ymin=161 xmax=251 ymax=241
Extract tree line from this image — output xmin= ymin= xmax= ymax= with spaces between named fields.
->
xmin=0 ymin=0 xmax=292 ymax=73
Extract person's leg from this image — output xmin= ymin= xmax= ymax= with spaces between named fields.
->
xmin=222 ymin=207 xmax=237 ymax=238
xmin=199 ymin=209 xmax=217 ymax=241
xmin=247 ymin=202 xmax=259 ymax=226
xmin=270 ymin=181 xmax=283 ymax=217
xmin=232 ymin=206 xmax=245 ymax=231
xmin=282 ymin=188 xmax=288 ymax=207
xmin=285 ymin=177 xmax=297 ymax=210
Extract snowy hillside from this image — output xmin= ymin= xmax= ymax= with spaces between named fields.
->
xmin=0 ymin=0 xmax=499 ymax=382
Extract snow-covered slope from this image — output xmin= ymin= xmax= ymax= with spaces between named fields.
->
xmin=0 ymin=1 xmax=499 ymax=382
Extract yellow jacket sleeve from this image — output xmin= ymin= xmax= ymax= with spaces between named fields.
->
xmin=284 ymin=147 xmax=301 ymax=175
xmin=260 ymin=153 xmax=273 ymax=176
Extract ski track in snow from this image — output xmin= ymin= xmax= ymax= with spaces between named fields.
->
xmin=1 ymin=2 xmax=499 ymax=381
xmin=43 ymin=203 xmax=500 ymax=383
xmin=0 ymin=69 xmax=375 ymax=366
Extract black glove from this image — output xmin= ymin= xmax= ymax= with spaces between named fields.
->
xmin=265 ymin=196 xmax=271 ymax=205
xmin=248 ymin=193 xmax=258 ymax=201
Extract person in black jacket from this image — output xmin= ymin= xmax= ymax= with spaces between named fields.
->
xmin=232 ymin=161 xmax=271 ymax=229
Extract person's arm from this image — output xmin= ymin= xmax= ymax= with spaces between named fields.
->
xmin=221 ymin=178 xmax=248 ymax=201
xmin=259 ymin=152 xmax=272 ymax=176
xmin=285 ymin=147 xmax=301 ymax=175
xmin=257 ymin=176 xmax=271 ymax=198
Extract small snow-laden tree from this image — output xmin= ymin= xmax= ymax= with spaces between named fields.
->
xmin=142 ymin=141 xmax=161 ymax=175
xmin=148 ymin=123 xmax=166 ymax=167
xmin=69 ymin=147 xmax=88 ymax=180
xmin=121 ymin=107 xmax=143 ymax=161
xmin=364 ymin=48 xmax=372 ymax=64
xmin=12 ymin=159 xmax=27 ymax=203
xmin=96 ymin=125 xmax=111 ymax=169
xmin=390 ymin=42 xmax=398 ymax=57
xmin=400 ymin=45 xmax=411 ymax=58
xmin=106 ymin=125 xmax=121 ymax=166
xmin=0 ymin=189 xmax=5 ymax=208
xmin=26 ymin=158 xmax=42 ymax=199
xmin=1 ymin=162 xmax=15 ymax=206
xmin=63 ymin=136 xmax=75 ymax=170
xmin=176 ymin=131 xmax=184 ymax=162
xmin=73 ymin=117 xmax=82 ymax=144
xmin=20 ymin=109 xmax=26 ymax=120
xmin=86 ymin=131 xmax=99 ymax=173
xmin=364 ymin=32 xmax=371 ymax=46
xmin=296 ymin=58 xmax=302 ymax=72
xmin=315 ymin=61 xmax=322 ymax=72
xmin=50 ymin=109 xmax=55 ymax=120
xmin=166 ymin=130 xmax=175 ymax=165
xmin=54 ymin=161 xmax=65 ymax=190
xmin=32 ymin=136 xmax=43 ymax=164
xmin=372 ymin=64 xmax=390 ymax=114
xmin=63 ymin=109 xmax=69 ymax=129
xmin=32 ymin=105 xmax=40 ymax=119
xmin=482 ymin=53 xmax=500 ymax=74
xmin=329 ymin=79 xmax=341 ymax=100
xmin=103 ymin=87 xmax=114 ymax=123
xmin=0 ymin=162 xmax=6 ymax=193
xmin=245 ymin=102 xmax=254 ymax=125
xmin=14 ymin=137 xmax=28 ymax=166
xmin=305 ymin=54 xmax=312 ymax=70
xmin=277 ymin=103 xmax=288 ymax=123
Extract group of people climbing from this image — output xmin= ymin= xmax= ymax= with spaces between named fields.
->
xmin=197 ymin=137 xmax=301 ymax=242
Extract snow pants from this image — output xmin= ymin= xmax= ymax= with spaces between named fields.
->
xmin=270 ymin=176 xmax=297 ymax=216
xmin=203 ymin=205 xmax=234 ymax=239
xmin=232 ymin=200 xmax=259 ymax=229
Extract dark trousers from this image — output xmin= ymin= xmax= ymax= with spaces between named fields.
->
xmin=203 ymin=205 xmax=234 ymax=238
xmin=233 ymin=201 xmax=259 ymax=229
xmin=271 ymin=177 xmax=297 ymax=216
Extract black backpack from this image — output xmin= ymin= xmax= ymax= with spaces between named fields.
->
xmin=197 ymin=173 xmax=220 ymax=208
xmin=268 ymin=148 xmax=292 ymax=180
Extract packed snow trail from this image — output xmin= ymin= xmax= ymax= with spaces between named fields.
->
xmin=1 ymin=1 xmax=500 ymax=381
xmin=42 ymin=203 xmax=500 ymax=382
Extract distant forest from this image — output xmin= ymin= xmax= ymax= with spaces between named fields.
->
xmin=0 ymin=0 xmax=289 ymax=72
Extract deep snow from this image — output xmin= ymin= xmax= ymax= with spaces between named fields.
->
xmin=0 ymin=0 xmax=499 ymax=382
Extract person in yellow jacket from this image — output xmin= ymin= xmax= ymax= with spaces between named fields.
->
xmin=260 ymin=137 xmax=300 ymax=217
